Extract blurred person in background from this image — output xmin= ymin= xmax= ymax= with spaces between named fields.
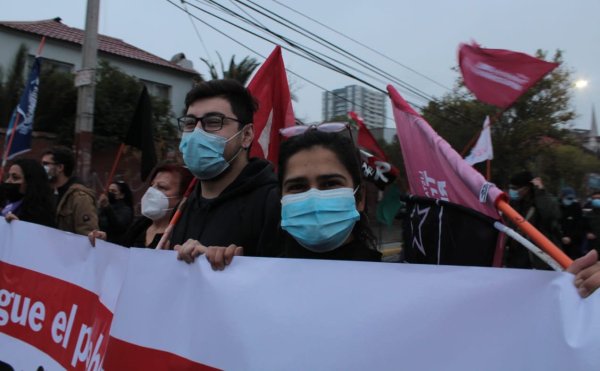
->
xmin=1 ymin=158 xmax=55 ymax=227
xmin=90 ymin=164 xmax=193 ymax=248
xmin=41 ymin=146 xmax=98 ymax=235
xmin=559 ymin=186 xmax=585 ymax=260
xmin=98 ymin=180 xmax=134 ymax=244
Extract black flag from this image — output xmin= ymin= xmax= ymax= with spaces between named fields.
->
xmin=124 ymin=86 xmax=157 ymax=181
xmin=402 ymin=195 xmax=501 ymax=267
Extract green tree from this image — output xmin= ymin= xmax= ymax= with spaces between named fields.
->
xmin=1 ymin=44 xmax=28 ymax=126
xmin=201 ymin=54 xmax=259 ymax=84
xmin=421 ymin=50 xmax=581 ymax=191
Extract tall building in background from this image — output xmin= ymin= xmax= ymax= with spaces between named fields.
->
xmin=322 ymin=85 xmax=386 ymax=128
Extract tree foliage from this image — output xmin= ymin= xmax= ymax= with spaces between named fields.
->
xmin=201 ymin=54 xmax=259 ymax=84
xmin=0 ymin=50 xmax=178 ymax=155
xmin=420 ymin=49 xmax=595 ymax=193
xmin=0 ymin=44 xmax=28 ymax=126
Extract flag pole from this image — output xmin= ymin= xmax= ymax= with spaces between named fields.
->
xmin=103 ymin=143 xmax=126 ymax=194
xmin=155 ymin=177 xmax=198 ymax=250
xmin=0 ymin=36 xmax=46 ymax=180
xmin=496 ymin=199 xmax=572 ymax=269
xmin=486 ymin=160 xmax=491 ymax=180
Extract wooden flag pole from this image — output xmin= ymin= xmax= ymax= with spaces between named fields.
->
xmin=155 ymin=177 xmax=198 ymax=250
xmin=496 ymin=199 xmax=572 ymax=269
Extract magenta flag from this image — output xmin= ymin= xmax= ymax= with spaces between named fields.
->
xmin=387 ymin=85 xmax=505 ymax=219
xmin=247 ymin=46 xmax=295 ymax=166
xmin=459 ymin=42 xmax=558 ymax=109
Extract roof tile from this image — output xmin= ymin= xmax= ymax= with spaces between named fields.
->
xmin=0 ymin=18 xmax=198 ymax=75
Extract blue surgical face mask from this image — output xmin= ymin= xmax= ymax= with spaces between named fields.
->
xmin=179 ymin=128 xmax=244 ymax=180
xmin=562 ymin=198 xmax=574 ymax=206
xmin=509 ymin=189 xmax=520 ymax=201
xmin=592 ymin=199 xmax=600 ymax=209
xmin=281 ymin=187 xmax=360 ymax=253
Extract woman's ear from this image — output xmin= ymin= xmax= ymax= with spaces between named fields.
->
xmin=356 ymin=184 xmax=366 ymax=212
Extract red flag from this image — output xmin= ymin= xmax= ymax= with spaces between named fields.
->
xmin=458 ymin=42 xmax=558 ymax=108
xmin=349 ymin=111 xmax=399 ymax=189
xmin=387 ymin=84 xmax=505 ymax=219
xmin=247 ymin=46 xmax=295 ymax=165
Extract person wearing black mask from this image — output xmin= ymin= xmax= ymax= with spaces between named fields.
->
xmin=1 ymin=158 xmax=55 ymax=227
xmin=97 ymin=181 xmax=134 ymax=244
xmin=559 ymin=186 xmax=585 ymax=260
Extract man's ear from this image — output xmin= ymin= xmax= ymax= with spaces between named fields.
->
xmin=56 ymin=163 xmax=65 ymax=175
xmin=242 ymin=124 xmax=254 ymax=149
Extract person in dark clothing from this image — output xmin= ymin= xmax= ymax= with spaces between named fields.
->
xmin=98 ymin=181 xmax=133 ymax=244
xmin=1 ymin=158 xmax=56 ymax=228
xmin=89 ymin=164 xmax=193 ymax=248
xmin=277 ymin=126 xmax=381 ymax=262
xmin=504 ymin=171 xmax=562 ymax=269
xmin=559 ymin=186 xmax=585 ymax=260
xmin=174 ymin=80 xmax=282 ymax=268
xmin=584 ymin=190 xmax=600 ymax=255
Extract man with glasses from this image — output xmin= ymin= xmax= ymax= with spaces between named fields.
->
xmin=41 ymin=146 xmax=98 ymax=236
xmin=173 ymin=79 xmax=281 ymax=268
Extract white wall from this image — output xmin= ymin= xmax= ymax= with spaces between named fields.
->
xmin=0 ymin=28 xmax=195 ymax=122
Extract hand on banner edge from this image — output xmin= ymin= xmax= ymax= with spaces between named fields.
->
xmin=5 ymin=212 xmax=19 ymax=223
xmin=175 ymin=239 xmax=208 ymax=264
xmin=88 ymin=230 xmax=107 ymax=247
xmin=205 ymin=244 xmax=244 ymax=271
xmin=567 ymin=250 xmax=600 ymax=298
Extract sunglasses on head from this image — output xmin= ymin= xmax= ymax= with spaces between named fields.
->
xmin=279 ymin=122 xmax=351 ymax=138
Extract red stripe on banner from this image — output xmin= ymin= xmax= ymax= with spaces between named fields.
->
xmin=104 ymin=336 xmax=222 ymax=370
xmin=0 ymin=261 xmax=113 ymax=370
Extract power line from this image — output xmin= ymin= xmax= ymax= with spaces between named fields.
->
xmin=166 ymin=0 xmax=401 ymax=122
xmin=270 ymin=0 xmax=452 ymax=92
xmin=181 ymin=0 xmax=214 ymax=67
xmin=228 ymin=0 xmax=435 ymax=103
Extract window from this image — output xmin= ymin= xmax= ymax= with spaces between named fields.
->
xmin=27 ymin=55 xmax=74 ymax=75
xmin=141 ymin=79 xmax=171 ymax=101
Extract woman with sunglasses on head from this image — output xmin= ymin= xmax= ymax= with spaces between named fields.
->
xmin=89 ymin=164 xmax=193 ymax=248
xmin=1 ymin=158 xmax=56 ymax=228
xmin=277 ymin=125 xmax=381 ymax=261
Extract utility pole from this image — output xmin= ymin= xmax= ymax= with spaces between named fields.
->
xmin=74 ymin=0 xmax=100 ymax=185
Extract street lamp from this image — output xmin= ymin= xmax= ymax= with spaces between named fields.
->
xmin=575 ymin=79 xmax=589 ymax=89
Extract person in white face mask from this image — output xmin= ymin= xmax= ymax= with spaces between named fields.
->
xmin=89 ymin=164 xmax=193 ymax=248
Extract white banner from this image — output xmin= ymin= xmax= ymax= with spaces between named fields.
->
xmin=1 ymin=220 xmax=599 ymax=370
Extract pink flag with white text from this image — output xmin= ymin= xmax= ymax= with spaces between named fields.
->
xmin=387 ymin=85 xmax=505 ymax=219
xmin=459 ymin=42 xmax=559 ymax=109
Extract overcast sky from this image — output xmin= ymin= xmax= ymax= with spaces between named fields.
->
xmin=2 ymin=0 xmax=599 ymax=130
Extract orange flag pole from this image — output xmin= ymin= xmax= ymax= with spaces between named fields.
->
xmin=103 ymin=142 xmax=126 ymax=194
xmin=155 ymin=177 xmax=198 ymax=250
xmin=496 ymin=199 xmax=572 ymax=269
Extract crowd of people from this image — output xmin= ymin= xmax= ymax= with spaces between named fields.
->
xmin=1 ymin=79 xmax=599 ymax=298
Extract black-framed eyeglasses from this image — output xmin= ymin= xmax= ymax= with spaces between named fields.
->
xmin=177 ymin=114 xmax=241 ymax=133
xmin=279 ymin=122 xmax=351 ymax=138
xmin=41 ymin=161 xmax=56 ymax=166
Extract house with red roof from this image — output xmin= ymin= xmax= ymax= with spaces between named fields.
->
xmin=0 ymin=17 xmax=199 ymax=119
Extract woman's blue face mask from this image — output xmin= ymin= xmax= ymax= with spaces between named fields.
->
xmin=281 ymin=187 xmax=360 ymax=252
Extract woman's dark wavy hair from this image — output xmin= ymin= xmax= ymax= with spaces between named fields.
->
xmin=112 ymin=181 xmax=133 ymax=208
xmin=278 ymin=130 xmax=377 ymax=250
xmin=12 ymin=158 xmax=56 ymax=226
